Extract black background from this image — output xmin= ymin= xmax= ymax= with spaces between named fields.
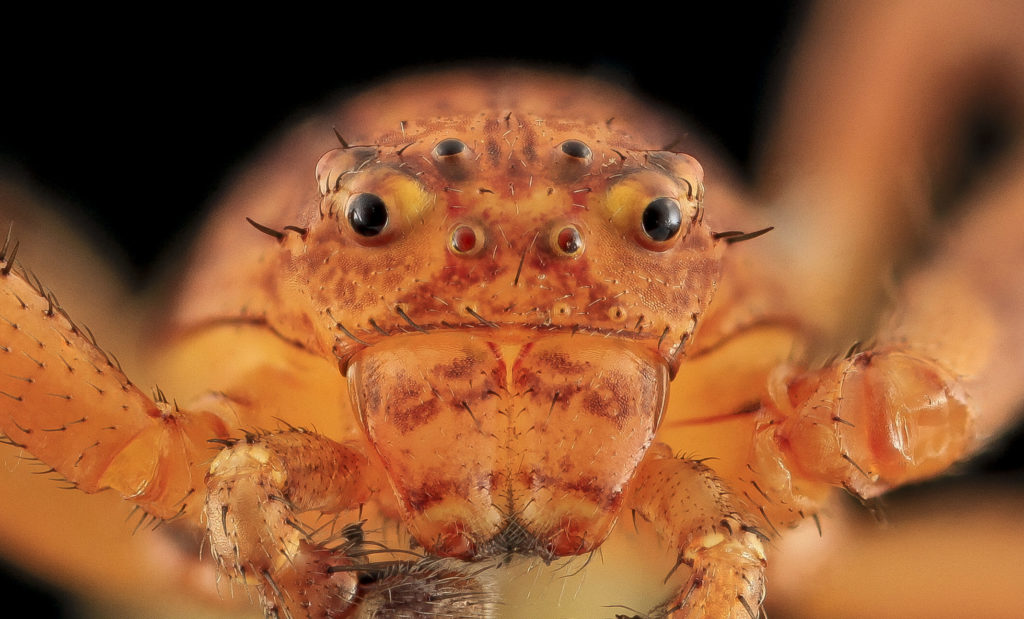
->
xmin=1 ymin=8 xmax=804 ymax=284
xmin=2 ymin=4 xmax=1021 ymax=616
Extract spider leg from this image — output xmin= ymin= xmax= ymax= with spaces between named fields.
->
xmin=0 ymin=259 xmax=229 ymax=520
xmin=628 ymin=443 xmax=767 ymax=619
xmin=749 ymin=162 xmax=1024 ymax=504
xmin=758 ymin=1 xmax=1024 ymax=346
xmin=750 ymin=3 xmax=1024 ymax=614
xmin=0 ymin=257 xmax=490 ymax=616
xmin=205 ymin=430 xmax=496 ymax=618
xmin=205 ymin=431 xmax=359 ymax=616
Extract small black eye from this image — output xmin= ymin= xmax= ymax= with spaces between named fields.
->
xmin=434 ymin=138 xmax=467 ymax=157
xmin=560 ymin=140 xmax=592 ymax=160
xmin=347 ymin=193 xmax=389 ymax=237
xmin=641 ymin=197 xmax=683 ymax=242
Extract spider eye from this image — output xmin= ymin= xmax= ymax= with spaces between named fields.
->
xmin=560 ymin=139 xmax=592 ymax=160
xmin=347 ymin=193 xmax=389 ymax=237
xmin=554 ymin=225 xmax=583 ymax=256
xmin=450 ymin=224 xmax=485 ymax=255
xmin=641 ymin=197 xmax=682 ymax=242
xmin=433 ymin=138 xmax=468 ymax=158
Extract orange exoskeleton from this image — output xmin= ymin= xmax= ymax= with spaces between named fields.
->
xmin=3 ymin=4 xmax=1024 ymax=617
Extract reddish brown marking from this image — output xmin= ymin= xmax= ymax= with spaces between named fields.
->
xmin=484 ymin=341 xmax=508 ymax=390
xmin=437 ymin=355 xmax=478 ymax=380
xmin=510 ymin=341 xmax=534 ymax=378
xmin=583 ymin=387 xmax=631 ymax=426
xmin=391 ymin=398 xmax=441 ymax=433
xmin=485 ymin=139 xmax=501 ymax=166
xmin=537 ymin=350 xmax=589 ymax=374
xmin=404 ymin=477 xmax=475 ymax=512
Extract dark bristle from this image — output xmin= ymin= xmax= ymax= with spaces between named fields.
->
xmin=246 ymin=217 xmax=284 ymax=241
xmin=332 ymin=127 xmax=350 ymax=148
xmin=712 ymin=226 xmax=775 ymax=244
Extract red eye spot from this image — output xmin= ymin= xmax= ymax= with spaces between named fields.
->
xmin=451 ymin=225 xmax=478 ymax=254
xmin=556 ymin=226 xmax=583 ymax=256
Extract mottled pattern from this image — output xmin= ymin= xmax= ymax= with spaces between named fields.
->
xmin=225 ymin=106 xmax=722 ymax=563
xmin=348 ymin=332 xmax=666 ymax=559
xmin=199 ymin=100 xmax=719 ymax=382
xmin=3 ymin=43 xmax=1017 ymax=615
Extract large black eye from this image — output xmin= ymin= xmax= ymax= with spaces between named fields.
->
xmin=347 ymin=193 xmax=389 ymax=237
xmin=641 ymin=197 xmax=682 ymax=242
